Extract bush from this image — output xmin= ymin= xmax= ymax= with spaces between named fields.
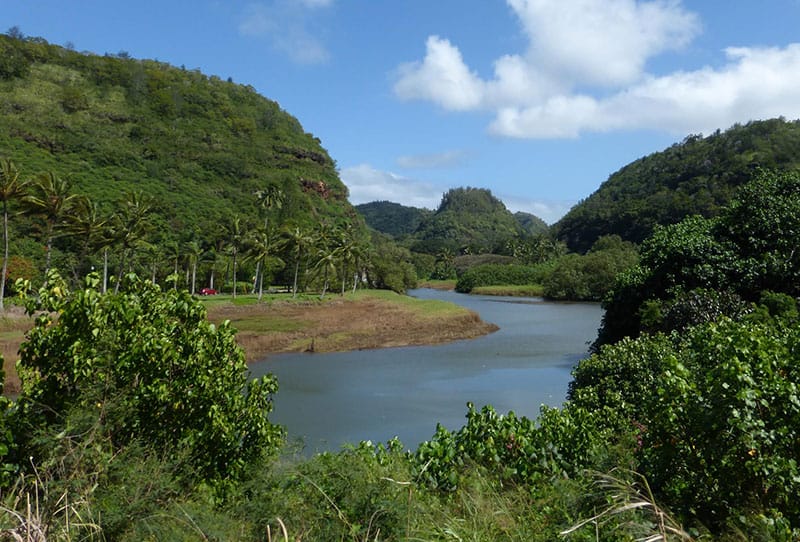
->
xmin=12 ymin=272 xmax=284 ymax=484
xmin=455 ymin=263 xmax=550 ymax=293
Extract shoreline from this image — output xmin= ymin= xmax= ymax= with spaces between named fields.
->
xmin=2 ymin=289 xmax=498 ymax=393
xmin=207 ymin=290 xmax=499 ymax=362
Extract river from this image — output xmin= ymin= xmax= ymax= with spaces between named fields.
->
xmin=248 ymin=289 xmax=603 ymax=453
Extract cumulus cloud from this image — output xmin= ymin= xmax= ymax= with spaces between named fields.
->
xmin=394 ymin=0 xmax=800 ymax=138
xmin=396 ymin=149 xmax=470 ymax=169
xmin=394 ymin=36 xmax=485 ymax=111
xmin=239 ymin=1 xmax=331 ymax=64
xmin=340 ymin=164 xmax=444 ymax=209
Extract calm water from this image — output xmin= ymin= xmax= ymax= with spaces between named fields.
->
xmin=248 ymin=289 xmax=603 ymax=452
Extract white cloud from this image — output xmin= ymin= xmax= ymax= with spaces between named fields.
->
xmin=239 ymin=1 xmax=331 ymax=64
xmin=508 ymin=0 xmax=699 ymax=87
xmin=394 ymin=36 xmax=485 ymax=111
xmin=396 ymin=150 xmax=470 ymax=169
xmin=493 ymin=44 xmax=800 ymax=138
xmin=340 ymin=164 xmax=444 ymax=209
xmin=502 ymin=194 xmax=575 ymax=224
xmin=394 ymin=0 xmax=800 ymax=139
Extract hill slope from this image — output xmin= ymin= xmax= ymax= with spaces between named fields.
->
xmin=553 ymin=118 xmax=800 ymax=252
xmin=0 ymin=34 xmax=355 ymax=242
xmin=410 ymin=187 xmax=525 ymax=254
xmin=355 ymin=201 xmax=432 ymax=238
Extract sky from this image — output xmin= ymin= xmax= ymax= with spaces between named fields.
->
xmin=3 ymin=1 xmax=800 ymax=223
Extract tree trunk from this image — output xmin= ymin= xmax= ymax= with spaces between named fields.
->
xmin=0 ymin=204 xmax=8 ymax=311
xmin=103 ymin=247 xmax=108 ymax=294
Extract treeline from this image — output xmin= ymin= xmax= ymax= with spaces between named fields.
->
xmin=554 ymin=118 xmax=800 ymax=252
xmin=0 ymin=158 xmax=419 ymax=308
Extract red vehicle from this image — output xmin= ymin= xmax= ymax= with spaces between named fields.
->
xmin=199 ymin=288 xmax=217 ymax=295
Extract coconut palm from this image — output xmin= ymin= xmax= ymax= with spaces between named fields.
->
xmin=23 ymin=171 xmax=78 ymax=279
xmin=246 ymin=228 xmax=284 ymax=300
xmin=185 ymin=239 xmax=203 ymax=295
xmin=0 ymin=159 xmax=27 ymax=310
xmin=65 ymin=195 xmax=111 ymax=282
xmin=284 ymin=225 xmax=314 ymax=298
xmin=226 ymin=215 xmax=244 ymax=298
xmin=112 ymin=190 xmax=153 ymax=292
xmin=253 ymin=185 xmax=284 ymax=291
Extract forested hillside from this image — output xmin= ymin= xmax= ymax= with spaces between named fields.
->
xmin=409 ymin=187 xmax=525 ymax=254
xmin=355 ymin=200 xmax=432 ymax=238
xmin=554 ymin=118 xmax=800 ymax=252
xmin=0 ymin=33 xmax=393 ymax=293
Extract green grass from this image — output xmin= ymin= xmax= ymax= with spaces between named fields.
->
xmin=345 ymin=288 xmax=470 ymax=318
xmin=471 ymin=284 xmax=545 ymax=297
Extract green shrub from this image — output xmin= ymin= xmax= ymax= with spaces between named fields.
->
xmin=455 ymin=263 xmax=550 ymax=293
xmin=13 ymin=272 xmax=284 ymax=484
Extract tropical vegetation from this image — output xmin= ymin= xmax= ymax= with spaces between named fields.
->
xmin=1 ymin=28 xmax=800 ymax=541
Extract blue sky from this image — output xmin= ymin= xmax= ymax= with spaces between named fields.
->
xmin=3 ymin=1 xmax=800 ymax=223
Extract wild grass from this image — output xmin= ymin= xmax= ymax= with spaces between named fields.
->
xmin=471 ymin=284 xmax=545 ymax=297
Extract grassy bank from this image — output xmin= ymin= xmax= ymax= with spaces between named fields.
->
xmin=470 ymin=284 xmax=545 ymax=297
xmin=0 ymin=288 xmax=497 ymax=392
xmin=205 ymin=289 xmax=497 ymax=361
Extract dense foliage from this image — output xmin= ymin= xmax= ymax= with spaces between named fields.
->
xmin=0 ymin=33 xmax=382 ymax=296
xmin=355 ymin=201 xmax=432 ymax=238
xmin=554 ymin=118 xmax=800 ymax=252
xmin=455 ymin=262 xmax=551 ymax=293
xmin=569 ymin=312 xmax=800 ymax=533
xmin=597 ymin=169 xmax=800 ymax=346
xmin=409 ymin=187 xmax=526 ymax=255
xmin=11 ymin=272 xmax=284 ymax=484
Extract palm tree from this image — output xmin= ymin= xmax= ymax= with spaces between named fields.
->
xmin=0 ymin=159 xmax=27 ymax=311
xmin=245 ymin=229 xmax=284 ymax=300
xmin=185 ymin=239 xmax=203 ymax=295
xmin=23 ymin=171 xmax=78 ymax=279
xmin=112 ymin=191 xmax=153 ymax=292
xmin=253 ymin=186 xmax=284 ymax=291
xmin=65 ymin=195 xmax=110 ymax=281
xmin=226 ymin=215 xmax=244 ymax=298
xmin=284 ymin=225 xmax=314 ymax=298
xmin=255 ymin=185 xmax=285 ymax=233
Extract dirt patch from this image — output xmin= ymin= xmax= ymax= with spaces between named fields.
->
xmin=208 ymin=296 xmax=498 ymax=362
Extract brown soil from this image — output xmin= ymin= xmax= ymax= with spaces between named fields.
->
xmin=1 ymin=295 xmax=497 ymax=394
xmin=208 ymin=297 xmax=498 ymax=362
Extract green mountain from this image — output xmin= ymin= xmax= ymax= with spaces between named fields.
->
xmin=355 ymin=201 xmax=432 ymax=238
xmin=513 ymin=211 xmax=548 ymax=235
xmin=410 ymin=187 xmax=525 ymax=254
xmin=0 ymin=34 xmax=356 ymax=243
xmin=553 ymin=118 xmax=800 ymax=252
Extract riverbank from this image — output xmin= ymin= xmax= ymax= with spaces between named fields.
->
xmin=0 ymin=289 xmax=497 ymax=393
xmin=206 ymin=289 xmax=498 ymax=362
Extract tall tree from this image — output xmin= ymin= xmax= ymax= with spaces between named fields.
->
xmin=185 ymin=239 xmax=203 ymax=295
xmin=65 ymin=195 xmax=110 ymax=281
xmin=226 ymin=215 xmax=244 ymax=299
xmin=284 ymin=225 xmax=314 ymax=298
xmin=253 ymin=186 xmax=284 ymax=292
xmin=245 ymin=228 xmax=284 ymax=301
xmin=112 ymin=191 xmax=153 ymax=293
xmin=23 ymin=171 xmax=78 ymax=279
xmin=0 ymin=159 xmax=27 ymax=310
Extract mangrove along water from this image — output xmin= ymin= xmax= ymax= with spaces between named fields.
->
xmin=248 ymin=289 xmax=603 ymax=453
